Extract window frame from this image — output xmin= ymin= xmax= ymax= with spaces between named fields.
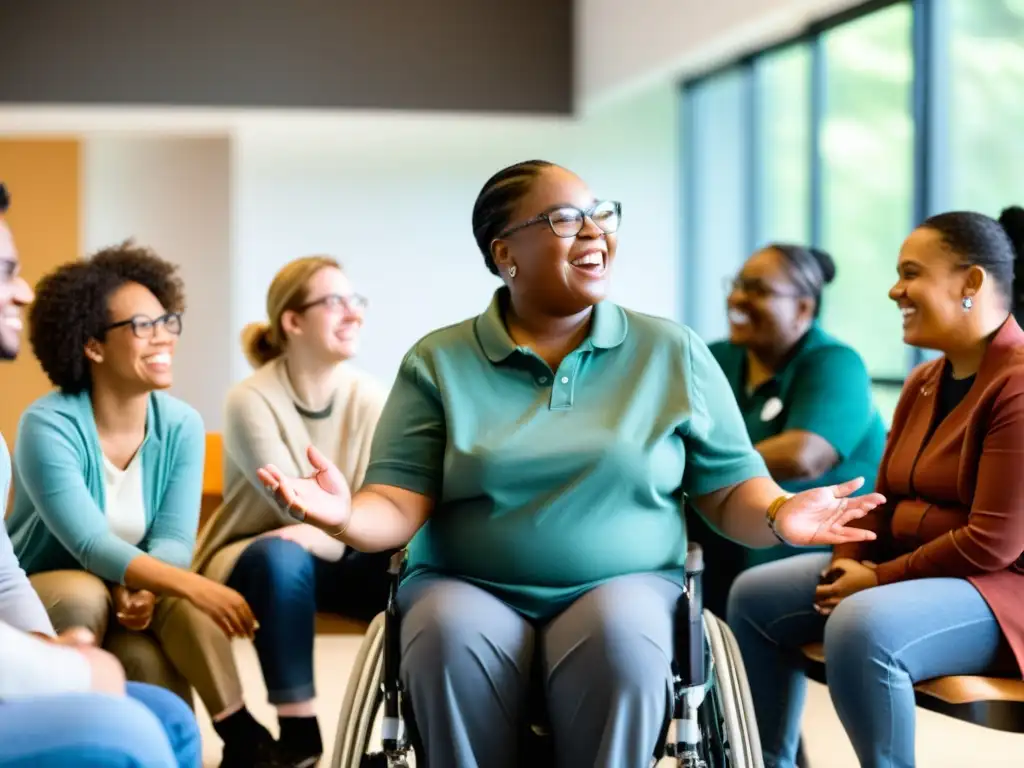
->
xmin=679 ymin=0 xmax=951 ymax=394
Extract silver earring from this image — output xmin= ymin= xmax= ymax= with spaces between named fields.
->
xmin=962 ymin=296 xmax=973 ymax=312
xmin=508 ymin=265 xmax=517 ymax=279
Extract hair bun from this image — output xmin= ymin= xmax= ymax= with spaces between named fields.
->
xmin=808 ymin=247 xmax=837 ymax=284
xmin=0 ymin=183 xmax=9 ymax=214
xmin=999 ymin=206 xmax=1024 ymax=261
xmin=241 ymin=321 xmax=281 ymax=369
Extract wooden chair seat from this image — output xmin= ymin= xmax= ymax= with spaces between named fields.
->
xmin=801 ymin=642 xmax=1024 ymax=733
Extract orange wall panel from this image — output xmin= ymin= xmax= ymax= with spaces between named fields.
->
xmin=0 ymin=139 xmax=81 ymax=446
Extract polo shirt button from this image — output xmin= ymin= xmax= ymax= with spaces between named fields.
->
xmin=538 ymin=376 xmax=548 ymax=384
xmin=560 ymin=376 xmax=569 ymax=384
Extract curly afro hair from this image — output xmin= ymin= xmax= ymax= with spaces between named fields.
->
xmin=29 ymin=241 xmax=186 ymax=394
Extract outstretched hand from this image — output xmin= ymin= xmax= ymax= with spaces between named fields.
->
xmin=257 ymin=445 xmax=352 ymax=534
xmin=773 ymin=477 xmax=883 ymax=547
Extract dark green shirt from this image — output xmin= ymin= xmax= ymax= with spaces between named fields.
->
xmin=708 ymin=323 xmax=886 ymax=495
xmin=364 ymin=289 xmax=768 ymax=620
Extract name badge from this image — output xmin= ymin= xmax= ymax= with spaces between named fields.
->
xmin=760 ymin=397 xmax=784 ymax=422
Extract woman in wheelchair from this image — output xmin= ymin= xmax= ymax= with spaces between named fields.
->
xmin=258 ymin=160 xmax=885 ymax=768
xmin=728 ymin=207 xmax=1024 ymax=768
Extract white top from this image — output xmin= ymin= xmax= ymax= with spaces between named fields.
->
xmin=102 ymin=453 xmax=147 ymax=546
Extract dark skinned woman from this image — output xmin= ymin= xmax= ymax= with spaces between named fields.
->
xmin=257 ymin=161 xmax=885 ymax=768
xmin=686 ymin=244 xmax=886 ymax=617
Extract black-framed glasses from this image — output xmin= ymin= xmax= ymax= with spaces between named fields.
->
xmin=297 ymin=293 xmax=368 ymax=314
xmin=497 ymin=200 xmax=622 ymax=240
xmin=105 ymin=312 xmax=183 ymax=339
xmin=724 ymin=276 xmax=803 ymax=300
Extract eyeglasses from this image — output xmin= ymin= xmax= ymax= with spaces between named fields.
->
xmin=297 ymin=293 xmax=368 ymax=314
xmin=497 ymin=200 xmax=622 ymax=240
xmin=105 ymin=312 xmax=183 ymax=339
xmin=724 ymin=276 xmax=803 ymax=300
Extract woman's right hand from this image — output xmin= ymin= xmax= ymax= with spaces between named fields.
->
xmin=257 ymin=445 xmax=353 ymax=535
xmin=181 ymin=575 xmax=258 ymax=639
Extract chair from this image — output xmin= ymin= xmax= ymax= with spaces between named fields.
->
xmin=800 ymin=642 xmax=1024 ymax=735
xmin=331 ymin=545 xmax=765 ymax=768
xmin=200 ymin=432 xmax=224 ymax=529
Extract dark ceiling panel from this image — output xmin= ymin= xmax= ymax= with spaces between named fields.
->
xmin=0 ymin=0 xmax=573 ymax=113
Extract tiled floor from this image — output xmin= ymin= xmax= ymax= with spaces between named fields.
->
xmin=194 ymin=634 xmax=1024 ymax=767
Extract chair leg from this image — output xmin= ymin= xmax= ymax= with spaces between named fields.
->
xmin=796 ymin=737 xmax=810 ymax=768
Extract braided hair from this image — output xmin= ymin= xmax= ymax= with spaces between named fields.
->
xmin=471 ymin=160 xmax=555 ymax=275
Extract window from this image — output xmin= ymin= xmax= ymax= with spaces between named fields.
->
xmin=818 ymin=3 xmax=914 ymax=380
xmin=754 ymin=45 xmax=811 ymax=245
xmin=684 ymin=68 xmax=751 ymax=341
xmin=947 ymin=0 xmax=1024 ymax=215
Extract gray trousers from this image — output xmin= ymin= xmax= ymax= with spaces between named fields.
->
xmin=398 ymin=572 xmax=682 ymax=768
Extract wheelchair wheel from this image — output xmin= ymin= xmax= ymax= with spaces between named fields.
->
xmin=331 ymin=613 xmax=386 ymax=768
xmin=702 ymin=610 xmax=763 ymax=768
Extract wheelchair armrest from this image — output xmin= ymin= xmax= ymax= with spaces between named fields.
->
xmin=675 ymin=543 xmax=706 ymax=689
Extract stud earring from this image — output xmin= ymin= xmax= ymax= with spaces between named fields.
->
xmin=962 ymin=296 xmax=973 ymax=312
xmin=508 ymin=265 xmax=517 ymax=279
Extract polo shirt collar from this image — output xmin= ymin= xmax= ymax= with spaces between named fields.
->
xmin=475 ymin=288 xmax=628 ymax=363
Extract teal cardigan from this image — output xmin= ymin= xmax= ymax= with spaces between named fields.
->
xmin=6 ymin=390 xmax=206 ymax=584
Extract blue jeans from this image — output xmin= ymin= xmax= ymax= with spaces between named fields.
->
xmin=227 ymin=536 xmax=393 ymax=704
xmin=0 ymin=682 xmax=200 ymax=767
xmin=727 ymin=553 xmax=1010 ymax=768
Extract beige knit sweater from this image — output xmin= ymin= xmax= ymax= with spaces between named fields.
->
xmin=193 ymin=357 xmax=386 ymax=584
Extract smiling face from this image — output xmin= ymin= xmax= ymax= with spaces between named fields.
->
xmin=88 ymin=281 xmax=179 ymax=393
xmin=492 ymin=166 xmax=619 ymax=316
xmin=0 ymin=219 xmax=34 ymax=360
xmin=889 ymin=227 xmax=981 ymax=350
xmin=726 ymin=247 xmax=815 ymax=353
xmin=282 ymin=266 xmax=364 ymax=363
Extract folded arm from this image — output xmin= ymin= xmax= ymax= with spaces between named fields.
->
xmin=874 ymin=387 xmax=1024 ymax=584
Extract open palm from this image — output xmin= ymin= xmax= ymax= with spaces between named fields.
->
xmin=257 ymin=445 xmax=352 ymax=531
xmin=774 ymin=477 xmax=884 ymax=546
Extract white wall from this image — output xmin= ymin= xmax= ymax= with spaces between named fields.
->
xmin=82 ymin=136 xmax=233 ymax=427
xmin=231 ymin=83 xmax=679 ymax=386
xmin=577 ymin=0 xmax=862 ymax=110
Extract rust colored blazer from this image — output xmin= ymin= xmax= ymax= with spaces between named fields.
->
xmin=835 ymin=316 xmax=1024 ymax=675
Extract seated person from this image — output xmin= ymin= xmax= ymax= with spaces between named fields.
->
xmin=0 ymin=188 xmax=199 ymax=768
xmin=689 ymin=244 xmax=886 ymax=616
xmin=5 ymin=243 xmax=283 ymax=768
xmin=193 ymin=255 xmax=391 ymax=765
xmin=728 ymin=207 xmax=1024 ymax=768
xmin=258 ymin=160 xmax=885 ymax=768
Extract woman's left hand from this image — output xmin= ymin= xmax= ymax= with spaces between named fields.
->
xmin=773 ymin=477 xmax=884 ymax=547
xmin=814 ymin=558 xmax=878 ymax=614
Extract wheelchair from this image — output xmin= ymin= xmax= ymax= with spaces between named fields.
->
xmin=330 ymin=544 xmax=764 ymax=768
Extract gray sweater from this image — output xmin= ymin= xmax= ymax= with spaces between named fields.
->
xmin=0 ymin=434 xmax=92 ymax=698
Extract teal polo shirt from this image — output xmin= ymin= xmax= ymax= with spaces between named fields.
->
xmin=708 ymin=323 xmax=885 ymax=494
xmin=684 ymin=323 xmax=886 ymax=615
xmin=363 ymin=289 xmax=769 ymax=621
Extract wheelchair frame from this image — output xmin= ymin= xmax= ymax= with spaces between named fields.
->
xmin=331 ymin=544 xmax=763 ymax=768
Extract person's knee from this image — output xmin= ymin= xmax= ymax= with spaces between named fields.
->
xmin=400 ymin=580 xmax=532 ymax=682
xmin=823 ymin=594 xmax=890 ymax=669
xmin=553 ymin=578 xmax=674 ymax=696
xmin=31 ymin=571 xmax=113 ymax=637
xmin=126 ymin=682 xmax=201 ymax=764
xmin=245 ymin=536 xmax=315 ymax=580
xmin=61 ymin=695 xmax=179 ymax=767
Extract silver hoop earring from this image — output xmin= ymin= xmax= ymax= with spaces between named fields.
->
xmin=962 ymin=296 xmax=973 ymax=312
xmin=508 ymin=265 xmax=517 ymax=279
